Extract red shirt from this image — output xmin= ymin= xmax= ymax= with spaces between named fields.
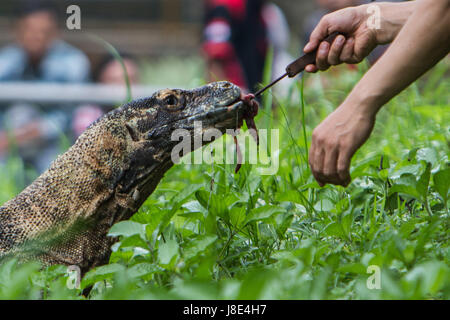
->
xmin=203 ymin=0 xmax=268 ymax=91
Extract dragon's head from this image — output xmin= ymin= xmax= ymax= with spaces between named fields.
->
xmin=118 ymin=81 xmax=257 ymax=164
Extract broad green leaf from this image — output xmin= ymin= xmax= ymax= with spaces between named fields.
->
xmin=158 ymin=239 xmax=179 ymax=266
xmin=144 ymin=208 xmax=167 ymax=237
xmin=404 ymin=261 xmax=449 ymax=296
xmin=182 ymin=200 xmax=208 ymax=215
xmin=171 ymin=281 xmax=220 ymax=300
xmin=323 ymin=222 xmax=346 ymax=238
xmin=275 ymin=190 xmax=304 ymax=204
xmin=390 ymin=164 xmax=421 ymax=179
xmin=313 ymin=199 xmax=334 ymax=212
xmin=237 ymin=269 xmax=275 ymax=300
xmin=159 ymin=210 xmax=178 ymax=229
xmin=416 ymin=162 xmax=431 ymax=200
xmin=351 ymin=155 xmax=384 ymax=178
xmin=171 ymin=184 xmax=202 ymax=205
xmin=337 ymin=263 xmax=366 ymax=274
xmin=108 ymin=221 xmax=146 ymax=240
xmin=294 ymin=244 xmax=317 ymax=266
xmin=310 ymin=267 xmax=331 ymax=300
xmin=388 ymin=184 xmax=420 ymax=199
xmin=81 ymin=263 xmax=125 ymax=288
xmin=195 ymin=190 xmax=229 ymax=220
xmin=416 ymin=148 xmax=438 ymax=167
xmin=118 ymin=234 xmax=148 ymax=250
xmin=244 ymin=205 xmax=284 ymax=224
xmin=433 ymin=168 xmax=450 ymax=203
xmin=340 ymin=209 xmax=354 ymax=239
xmin=127 ymin=263 xmax=163 ymax=279
xmin=195 ymin=190 xmax=210 ymax=209
xmin=397 ymin=173 xmax=418 ymax=187
xmin=229 ymin=205 xmax=246 ymax=228
xmin=275 ymin=212 xmax=294 ymax=239
xmin=183 ymin=235 xmax=218 ymax=261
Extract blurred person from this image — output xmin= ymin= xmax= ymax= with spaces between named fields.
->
xmin=94 ymin=55 xmax=140 ymax=86
xmin=0 ymin=54 xmax=140 ymax=170
xmin=72 ymin=55 xmax=140 ymax=138
xmin=0 ymin=0 xmax=90 ymax=82
xmin=302 ymin=0 xmax=449 ymax=186
xmin=0 ymin=0 xmax=90 ymax=173
xmin=0 ymin=103 xmax=67 ymax=173
xmin=203 ymin=0 xmax=292 ymax=93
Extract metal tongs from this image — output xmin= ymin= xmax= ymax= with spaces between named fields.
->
xmin=254 ymin=32 xmax=341 ymax=97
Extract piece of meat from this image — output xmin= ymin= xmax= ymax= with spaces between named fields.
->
xmin=234 ymin=93 xmax=259 ymax=173
xmin=240 ymin=93 xmax=259 ymax=146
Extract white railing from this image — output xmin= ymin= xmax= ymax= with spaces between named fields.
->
xmin=0 ymin=82 xmax=171 ymax=105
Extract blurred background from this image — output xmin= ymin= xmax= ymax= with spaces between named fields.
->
xmin=0 ymin=0 xmax=400 ymax=175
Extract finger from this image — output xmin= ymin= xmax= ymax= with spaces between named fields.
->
xmin=313 ymin=147 xmax=326 ymax=186
xmin=310 ymin=163 xmax=325 ymax=187
xmin=304 ymin=42 xmax=315 ymax=53
xmin=314 ymin=173 xmax=325 ymax=187
xmin=337 ymin=149 xmax=352 ymax=187
xmin=305 ymin=64 xmax=318 ymax=73
xmin=306 ymin=15 xmax=331 ymax=53
xmin=328 ymin=35 xmax=346 ymax=66
xmin=340 ymin=37 xmax=355 ymax=63
xmin=309 ymin=141 xmax=324 ymax=187
xmin=316 ymin=41 xmax=331 ymax=71
xmin=323 ymin=147 xmax=339 ymax=183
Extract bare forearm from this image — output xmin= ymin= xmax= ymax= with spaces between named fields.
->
xmin=347 ymin=0 xmax=450 ymax=115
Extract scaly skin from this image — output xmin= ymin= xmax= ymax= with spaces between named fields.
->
xmin=0 ymin=81 xmax=248 ymax=273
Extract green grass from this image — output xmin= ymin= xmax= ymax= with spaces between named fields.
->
xmin=0 ymin=58 xmax=448 ymax=300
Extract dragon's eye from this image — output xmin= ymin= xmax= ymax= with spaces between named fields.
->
xmin=163 ymin=94 xmax=185 ymax=111
xmin=164 ymin=95 xmax=178 ymax=106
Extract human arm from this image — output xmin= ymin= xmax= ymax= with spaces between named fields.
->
xmin=308 ymin=0 xmax=450 ymax=186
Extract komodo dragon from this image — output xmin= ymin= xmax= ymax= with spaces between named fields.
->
xmin=0 ymin=81 xmax=258 ymax=273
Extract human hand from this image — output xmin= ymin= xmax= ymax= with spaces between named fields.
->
xmin=308 ymin=101 xmax=376 ymax=187
xmin=304 ymin=5 xmax=378 ymax=72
